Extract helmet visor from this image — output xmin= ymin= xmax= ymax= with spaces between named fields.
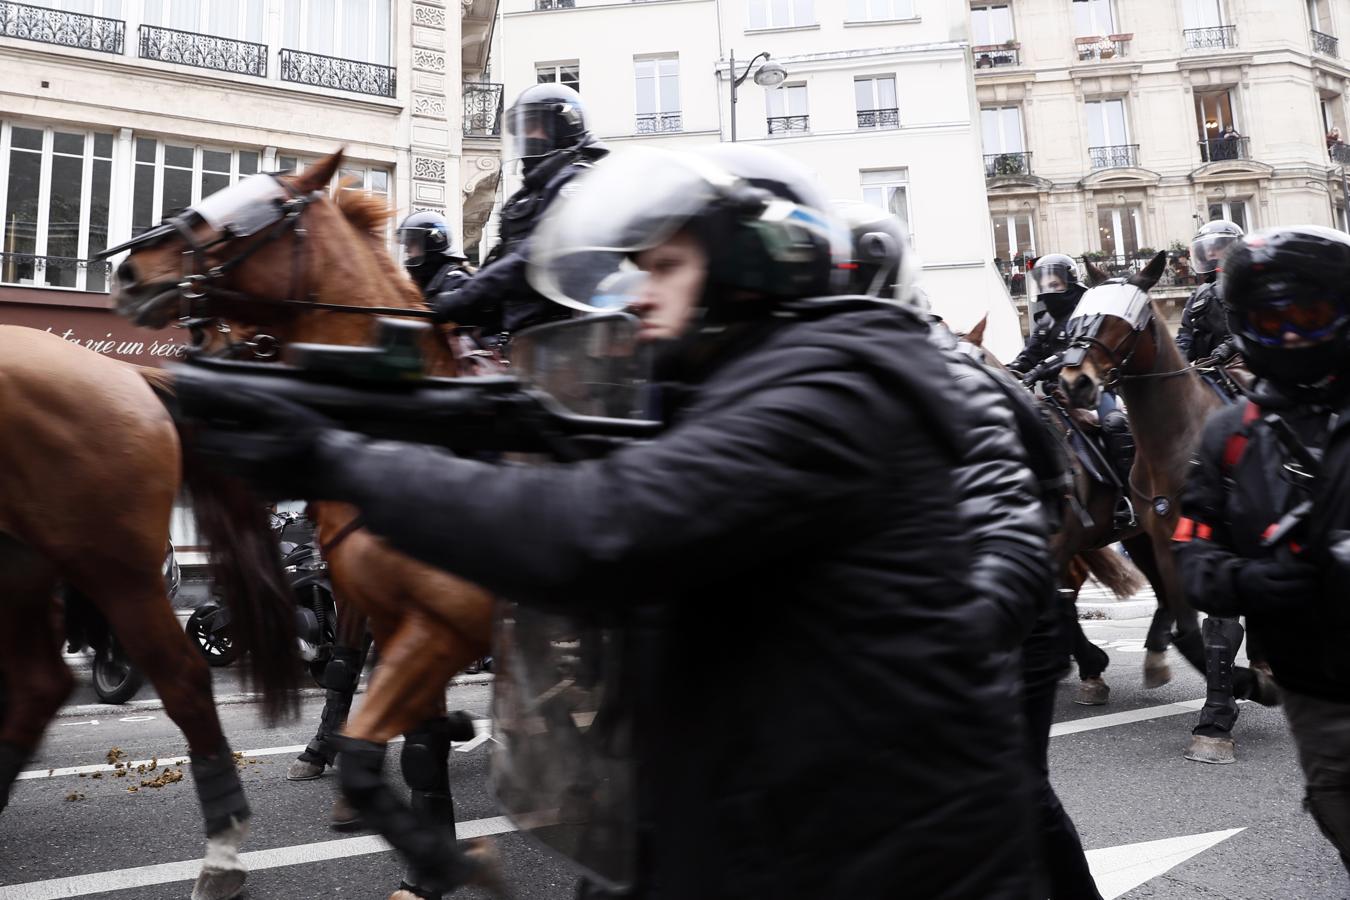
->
xmin=1032 ymin=262 xmax=1074 ymax=295
xmin=528 ymin=148 xmax=731 ymax=312
xmin=506 ymin=102 xmax=567 ymax=162
xmin=1192 ymin=233 xmax=1238 ymax=274
xmin=1240 ymin=297 xmax=1349 ymax=346
xmin=397 ymin=227 xmax=428 ymax=268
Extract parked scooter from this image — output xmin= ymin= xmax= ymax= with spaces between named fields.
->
xmin=185 ymin=511 xmax=337 ymax=684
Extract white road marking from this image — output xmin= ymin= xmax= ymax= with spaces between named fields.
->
xmin=0 ymin=816 xmax=517 ymax=900
xmin=1087 ymin=828 xmax=1245 ymax=899
xmin=453 ymin=733 xmax=491 ymax=753
xmin=1050 ymin=700 xmax=1205 ymax=737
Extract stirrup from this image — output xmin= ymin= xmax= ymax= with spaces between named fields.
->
xmin=1113 ymin=496 xmax=1138 ymax=530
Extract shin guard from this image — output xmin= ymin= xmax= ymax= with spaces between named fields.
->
xmin=1194 ymin=617 xmax=1244 ymax=738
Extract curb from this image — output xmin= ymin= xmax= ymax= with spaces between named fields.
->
xmin=1077 ymin=598 xmax=1155 ymax=620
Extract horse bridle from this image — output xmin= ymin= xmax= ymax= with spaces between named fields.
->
xmin=1062 ymin=305 xmax=1154 ymax=390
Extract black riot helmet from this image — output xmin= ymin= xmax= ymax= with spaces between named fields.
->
xmin=1219 ymin=226 xmax=1350 ymax=391
xmin=833 ymin=200 xmax=919 ymax=303
xmin=396 ymin=210 xmax=465 ymax=270
xmin=527 ymin=144 xmax=850 ymax=322
xmin=1030 ymin=253 xmax=1084 ymax=319
xmin=1191 ymin=219 xmax=1244 ymax=276
xmin=505 ymin=83 xmax=592 ymax=167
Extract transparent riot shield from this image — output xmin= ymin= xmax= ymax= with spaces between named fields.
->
xmin=490 ymin=313 xmax=654 ymax=891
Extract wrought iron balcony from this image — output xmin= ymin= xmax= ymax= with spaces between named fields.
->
xmin=995 ymin=259 xmax=1030 ymax=297
xmin=857 ymin=108 xmax=899 ymax=129
xmin=1077 ymin=252 xmax=1198 ymax=289
xmin=139 ymin=24 xmax=266 ymax=77
xmin=984 ymin=151 xmax=1033 ymax=177
xmin=1197 ymin=136 xmax=1249 ymax=163
xmin=279 ymin=47 xmax=395 ymax=98
xmin=1313 ymin=29 xmax=1339 ymax=56
xmin=1075 ymin=33 xmax=1132 ymax=61
xmin=972 ymin=44 xmax=1019 ymax=69
xmin=535 ymin=0 xmax=575 ymax=8
xmin=1 ymin=252 xmax=112 ymax=291
xmin=1088 ymin=143 xmax=1139 ymax=169
xmin=635 ymin=112 xmax=682 ymax=134
xmin=1331 ymin=141 xmax=1350 ymax=165
xmin=464 ymin=82 xmax=503 ymax=137
xmin=767 ymin=115 xmax=809 ymax=135
xmin=0 ymin=0 xmax=124 ymax=54
xmin=1183 ymin=25 xmax=1236 ymax=50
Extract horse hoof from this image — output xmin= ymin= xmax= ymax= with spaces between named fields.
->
xmin=1142 ymin=651 xmax=1172 ymax=689
xmin=464 ymin=838 xmax=512 ymax=899
xmin=192 ymin=867 xmax=247 ymax=900
xmin=1247 ymin=668 xmax=1283 ymax=708
xmin=1184 ymin=735 xmax=1236 ymax=765
xmin=192 ymin=819 xmax=250 ymax=900
xmin=286 ymin=758 xmax=326 ymax=781
xmin=330 ymin=793 xmax=364 ymax=832
xmin=1073 ymin=677 xmax=1110 ymax=706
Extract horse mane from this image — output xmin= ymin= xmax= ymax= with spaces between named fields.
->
xmin=334 ymin=187 xmax=425 ymax=310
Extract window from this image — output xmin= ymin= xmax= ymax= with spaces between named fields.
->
xmin=992 ymin=213 xmax=1035 ymax=295
xmin=1182 ymin=0 xmax=1224 ymax=28
xmin=1309 ymin=0 xmax=1333 ymax=33
xmin=981 ymin=107 xmax=1024 ymax=154
xmin=45 ymin=0 xmax=123 ymax=16
xmin=1195 ymin=91 xmax=1236 ymax=139
xmin=1072 ymin=0 xmax=1115 ymax=36
xmin=855 ymin=76 xmax=898 ymax=129
xmin=1096 ymin=205 xmax=1142 ymax=261
xmin=635 ymin=56 xmax=680 ymax=117
xmin=143 ymin=0 xmax=265 ymax=41
xmin=0 ymin=122 xmax=114 ymax=291
xmin=845 ymin=0 xmax=914 ymax=21
xmin=748 ymin=0 xmax=813 ymax=30
xmin=860 ymin=169 xmax=910 ymax=237
xmin=768 ymin=83 xmax=809 ymax=133
xmin=282 ymin=0 xmax=392 ymax=65
xmin=1085 ymin=98 xmax=1129 ymax=146
xmin=131 ymin=140 xmax=263 ymax=237
xmin=537 ymin=62 xmax=581 ymax=94
xmin=971 ymin=4 xmax=1014 ymax=44
xmin=1207 ymin=200 xmax=1249 ymax=231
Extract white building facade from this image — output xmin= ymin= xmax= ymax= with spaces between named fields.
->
xmin=495 ymin=0 xmax=1024 ymax=359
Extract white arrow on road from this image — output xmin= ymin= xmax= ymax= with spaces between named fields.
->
xmin=1087 ymin=827 xmax=1245 ymax=899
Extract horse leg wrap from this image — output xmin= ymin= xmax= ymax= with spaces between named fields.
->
xmin=400 ymin=717 xmax=459 ymax=898
xmin=1194 ymin=617 xmax=1244 ymax=738
xmin=191 ymin=743 xmax=252 ymax=836
xmin=298 ymin=647 xmax=364 ymax=766
xmin=335 ymin=735 xmax=474 ymax=895
xmin=0 ymin=741 xmax=30 ymax=815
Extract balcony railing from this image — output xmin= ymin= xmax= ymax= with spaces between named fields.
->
xmin=973 ymin=44 xmax=1019 ymax=68
xmin=1331 ymin=141 xmax=1350 ymax=165
xmin=985 ymin=151 xmax=1033 ymax=177
xmin=857 ymin=108 xmax=899 ymax=129
xmin=1 ymin=252 xmax=112 ymax=291
xmin=1313 ymin=29 xmax=1339 ymax=57
xmin=139 ymin=24 xmax=266 ymax=77
xmin=1075 ymin=33 xmax=1132 ymax=61
xmin=1183 ymin=25 xmax=1236 ymax=50
xmin=1088 ymin=143 xmax=1139 ymax=169
xmin=995 ymin=259 xmax=1031 ymax=297
xmin=1078 ymin=253 xmax=1198 ymax=289
xmin=279 ymin=48 xmax=395 ymax=98
xmin=464 ymin=82 xmax=503 ymax=137
xmin=767 ymin=115 xmax=809 ymax=135
xmin=1197 ymin=135 xmax=1250 ymax=163
xmin=635 ymin=112 xmax=682 ymax=134
xmin=0 ymin=0 xmax=124 ymax=54
xmin=535 ymin=0 xmax=576 ymax=8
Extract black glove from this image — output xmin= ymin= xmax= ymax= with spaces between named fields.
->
xmin=430 ymin=288 xmax=463 ymax=325
xmin=1235 ymin=556 xmax=1321 ymax=614
xmin=177 ymin=377 xmax=345 ymax=499
xmin=1211 ymin=339 xmax=1235 ymax=362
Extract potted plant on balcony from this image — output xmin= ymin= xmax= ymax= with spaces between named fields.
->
xmin=1081 ymin=250 xmax=1109 ymax=262
xmin=1167 ymin=239 xmax=1189 ymax=260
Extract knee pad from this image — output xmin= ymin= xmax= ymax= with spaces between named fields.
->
xmin=321 ymin=647 xmax=363 ymax=693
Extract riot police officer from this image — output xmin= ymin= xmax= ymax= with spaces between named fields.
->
xmin=1009 ymin=253 xmax=1085 ymax=377
xmin=1174 ymin=226 xmax=1350 ymax=788
xmin=429 ymin=83 xmax=608 ymax=337
xmin=1176 ymin=219 xmax=1244 ymax=364
xmin=397 ymin=210 xmax=472 ymax=299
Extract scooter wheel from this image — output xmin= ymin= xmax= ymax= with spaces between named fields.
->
xmin=93 ymin=646 xmax=145 ymax=705
xmin=186 ymin=607 xmax=240 ymax=667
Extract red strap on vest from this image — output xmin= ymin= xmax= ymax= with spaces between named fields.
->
xmin=1220 ymin=401 xmax=1262 ymax=474
xmin=1171 ymin=517 xmax=1214 ymax=543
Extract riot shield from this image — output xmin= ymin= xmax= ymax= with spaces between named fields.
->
xmin=490 ymin=313 xmax=653 ymax=891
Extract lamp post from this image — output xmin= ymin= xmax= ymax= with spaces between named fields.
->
xmin=728 ymin=48 xmax=787 ymax=142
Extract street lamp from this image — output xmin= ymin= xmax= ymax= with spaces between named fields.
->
xmin=728 ymin=49 xmax=788 ymax=143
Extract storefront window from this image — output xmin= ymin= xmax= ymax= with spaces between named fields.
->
xmin=0 ymin=122 xmax=115 ymax=291
xmin=131 ymin=141 xmax=264 ymax=236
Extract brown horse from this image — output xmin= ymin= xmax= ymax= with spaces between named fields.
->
xmin=110 ymin=152 xmax=500 ymax=899
xmin=1057 ymin=251 xmax=1276 ymax=761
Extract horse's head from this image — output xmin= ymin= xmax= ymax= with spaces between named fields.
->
xmin=1057 ymin=250 xmax=1169 ymax=409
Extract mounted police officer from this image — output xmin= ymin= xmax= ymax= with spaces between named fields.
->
xmin=428 ymin=83 xmax=608 ymax=338
xmin=1174 ymin=226 xmax=1350 ymax=784
xmin=183 ymin=144 xmax=1036 ymax=898
xmin=838 ymin=203 xmax=1101 ymax=900
xmin=1176 ymin=219 xmax=1244 ymax=365
xmin=1010 ymin=253 xmax=1085 ymax=377
xmin=397 ymin=210 xmax=472 ymax=299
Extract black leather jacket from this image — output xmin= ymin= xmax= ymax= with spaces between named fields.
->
xmin=433 ymin=143 xmax=609 ymax=334
xmin=1176 ymin=281 xmax=1232 ymax=363
xmin=314 ymin=304 xmax=1033 ymax=899
xmin=1009 ymin=286 xmax=1084 ymax=374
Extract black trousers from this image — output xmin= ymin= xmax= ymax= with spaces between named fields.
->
xmin=1283 ymin=688 xmax=1350 ymax=873
xmin=1024 ymin=676 xmax=1104 ymax=900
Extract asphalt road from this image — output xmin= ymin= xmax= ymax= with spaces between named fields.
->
xmin=2 ymin=616 xmax=1347 ymax=899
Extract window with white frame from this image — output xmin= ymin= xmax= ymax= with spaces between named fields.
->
xmin=1182 ymin=0 xmax=1224 ymax=28
xmin=270 ymin=154 xmax=391 ymax=198
xmin=131 ymin=139 xmax=262 ymax=238
xmin=635 ymin=56 xmax=680 ymax=129
xmin=1207 ymin=199 xmax=1249 ymax=232
xmin=767 ymin=83 xmax=809 ymax=133
xmin=1085 ymin=98 xmax=1129 ymax=146
xmin=0 ymin=122 xmax=114 ymax=291
xmin=1096 ymin=204 xmax=1142 ymax=261
xmin=845 ymin=0 xmax=914 ymax=21
xmin=143 ymin=0 xmax=265 ymax=41
xmin=45 ymin=0 xmax=123 ymax=16
xmin=981 ymin=107 xmax=1025 ymax=153
xmin=971 ymin=4 xmax=1015 ymax=44
xmin=282 ymin=0 xmax=392 ymax=65
xmin=860 ymin=169 xmax=910 ymax=237
xmin=1072 ymin=0 xmax=1115 ymax=36
xmin=748 ymin=0 xmax=814 ymax=30
xmin=537 ymin=62 xmax=581 ymax=94
xmin=855 ymin=76 xmax=898 ymax=129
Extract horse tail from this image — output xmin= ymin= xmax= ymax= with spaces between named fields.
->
xmin=143 ymin=371 xmax=299 ymax=723
xmin=1076 ymin=546 xmax=1145 ymax=600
